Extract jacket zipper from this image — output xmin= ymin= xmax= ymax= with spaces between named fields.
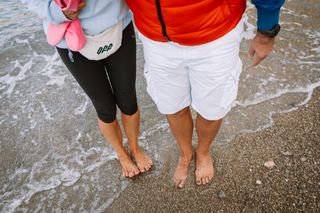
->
xmin=155 ymin=0 xmax=170 ymax=41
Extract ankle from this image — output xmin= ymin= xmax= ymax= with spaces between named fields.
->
xmin=129 ymin=144 xmax=141 ymax=153
xmin=196 ymin=149 xmax=210 ymax=157
xmin=179 ymin=151 xmax=193 ymax=162
xmin=116 ymin=150 xmax=130 ymax=160
xmin=117 ymin=154 xmax=130 ymax=162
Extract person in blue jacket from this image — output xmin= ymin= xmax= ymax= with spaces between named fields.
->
xmin=21 ymin=0 xmax=153 ymax=178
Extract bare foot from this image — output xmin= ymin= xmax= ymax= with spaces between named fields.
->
xmin=118 ymin=154 xmax=140 ymax=178
xmin=173 ymin=155 xmax=192 ymax=188
xmin=130 ymin=147 xmax=153 ymax=173
xmin=195 ymin=152 xmax=214 ymax=185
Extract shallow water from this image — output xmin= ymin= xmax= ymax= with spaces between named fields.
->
xmin=0 ymin=0 xmax=319 ymax=212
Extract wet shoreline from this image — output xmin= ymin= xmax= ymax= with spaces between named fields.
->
xmin=1 ymin=0 xmax=320 ymax=212
xmin=108 ymin=88 xmax=320 ymax=212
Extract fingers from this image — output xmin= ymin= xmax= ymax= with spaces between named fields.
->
xmin=248 ymin=45 xmax=268 ymax=67
xmin=252 ymin=54 xmax=266 ymax=66
xmin=78 ymin=1 xmax=86 ymax=10
xmin=64 ymin=11 xmax=80 ymax=20
xmin=248 ymin=34 xmax=275 ymax=67
xmin=63 ymin=2 xmax=86 ymax=20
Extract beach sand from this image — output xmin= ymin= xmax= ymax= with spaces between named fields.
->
xmin=108 ymin=88 xmax=320 ymax=212
xmin=1 ymin=1 xmax=320 ymax=212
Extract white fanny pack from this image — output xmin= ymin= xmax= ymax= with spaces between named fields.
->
xmin=79 ymin=21 xmax=123 ymax=61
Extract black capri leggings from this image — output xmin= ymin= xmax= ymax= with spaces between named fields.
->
xmin=57 ymin=22 xmax=138 ymax=123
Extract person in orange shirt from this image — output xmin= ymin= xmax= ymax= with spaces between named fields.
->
xmin=127 ymin=0 xmax=285 ymax=187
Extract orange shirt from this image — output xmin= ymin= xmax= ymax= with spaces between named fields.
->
xmin=127 ymin=0 xmax=246 ymax=46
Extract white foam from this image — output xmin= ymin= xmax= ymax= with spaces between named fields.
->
xmin=74 ymin=96 xmax=90 ymax=115
xmin=38 ymin=52 xmax=68 ymax=87
xmin=8 ymin=168 xmax=29 ymax=181
xmin=40 ymin=102 xmax=54 ymax=120
xmin=139 ymin=119 xmax=169 ymax=140
xmin=1 ymin=1 xmax=320 ymax=212
xmin=59 ymin=168 xmax=81 ymax=187
xmin=235 ymin=81 xmax=320 ymax=107
xmin=0 ymin=60 xmax=33 ymax=97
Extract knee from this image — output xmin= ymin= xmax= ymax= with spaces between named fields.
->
xmin=116 ymin=94 xmax=138 ymax=116
xmin=119 ymin=104 xmax=138 ymax=116
xmin=197 ymin=113 xmax=223 ymax=125
xmin=94 ymin=102 xmax=117 ymax=123
xmin=96 ymin=110 xmax=116 ymax=123
xmin=170 ymin=107 xmax=190 ymax=117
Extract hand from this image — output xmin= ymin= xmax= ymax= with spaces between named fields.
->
xmin=248 ymin=32 xmax=275 ymax=66
xmin=63 ymin=1 xmax=86 ymax=20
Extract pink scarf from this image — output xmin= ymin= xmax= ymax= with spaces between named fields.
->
xmin=47 ymin=0 xmax=86 ymax=51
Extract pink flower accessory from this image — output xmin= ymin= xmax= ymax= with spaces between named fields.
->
xmin=47 ymin=0 xmax=86 ymax=52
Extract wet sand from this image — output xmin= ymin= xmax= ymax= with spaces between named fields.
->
xmin=1 ymin=0 xmax=320 ymax=212
xmin=108 ymin=88 xmax=320 ymax=212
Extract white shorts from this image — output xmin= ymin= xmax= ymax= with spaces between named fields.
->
xmin=139 ymin=19 xmax=244 ymax=120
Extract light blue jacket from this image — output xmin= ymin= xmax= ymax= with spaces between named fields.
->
xmin=20 ymin=0 xmax=132 ymax=49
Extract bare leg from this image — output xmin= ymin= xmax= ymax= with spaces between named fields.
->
xmin=195 ymin=114 xmax=222 ymax=185
xmin=166 ymin=107 xmax=193 ymax=188
xmin=98 ymin=118 xmax=139 ymax=177
xmin=121 ymin=109 xmax=153 ymax=173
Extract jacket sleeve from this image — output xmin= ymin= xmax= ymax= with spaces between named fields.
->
xmin=20 ymin=0 xmax=69 ymax=24
xmin=251 ymin=0 xmax=285 ymax=30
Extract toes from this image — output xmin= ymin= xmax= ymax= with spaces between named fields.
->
xmin=175 ymin=179 xmax=182 ymax=188
xmin=173 ymin=177 xmax=179 ymax=187
xmin=147 ymin=162 xmax=152 ymax=170
xmin=196 ymin=175 xmax=201 ymax=185
xmin=201 ymin=177 xmax=205 ymax=185
xmin=125 ymin=170 xmax=129 ymax=177
xmin=179 ymin=178 xmax=187 ymax=188
xmin=139 ymin=167 xmax=146 ymax=173
xmin=129 ymin=171 xmax=135 ymax=177
xmin=134 ymin=168 xmax=140 ymax=175
xmin=148 ymin=159 xmax=153 ymax=165
xmin=206 ymin=177 xmax=210 ymax=184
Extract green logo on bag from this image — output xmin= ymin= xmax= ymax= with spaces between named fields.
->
xmin=97 ymin=43 xmax=113 ymax=55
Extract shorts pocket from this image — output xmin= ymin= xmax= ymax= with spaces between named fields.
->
xmin=232 ymin=18 xmax=244 ymax=43
xmin=144 ymin=65 xmax=158 ymax=104
xmin=220 ymin=59 xmax=242 ymax=109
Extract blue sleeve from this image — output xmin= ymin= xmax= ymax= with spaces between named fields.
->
xmin=251 ymin=0 xmax=285 ymax=30
xmin=20 ymin=0 xmax=69 ymax=24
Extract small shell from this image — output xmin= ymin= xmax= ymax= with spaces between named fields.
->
xmin=264 ymin=160 xmax=276 ymax=169
xmin=256 ymin=180 xmax=262 ymax=185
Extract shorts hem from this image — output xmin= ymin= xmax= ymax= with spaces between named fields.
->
xmin=191 ymin=103 xmax=231 ymax=121
xmin=157 ymin=102 xmax=191 ymax=115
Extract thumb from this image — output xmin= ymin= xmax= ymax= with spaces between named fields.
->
xmin=252 ymin=54 xmax=261 ymax=66
xmin=78 ymin=2 xmax=86 ymax=10
xmin=248 ymin=42 xmax=255 ymax=57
